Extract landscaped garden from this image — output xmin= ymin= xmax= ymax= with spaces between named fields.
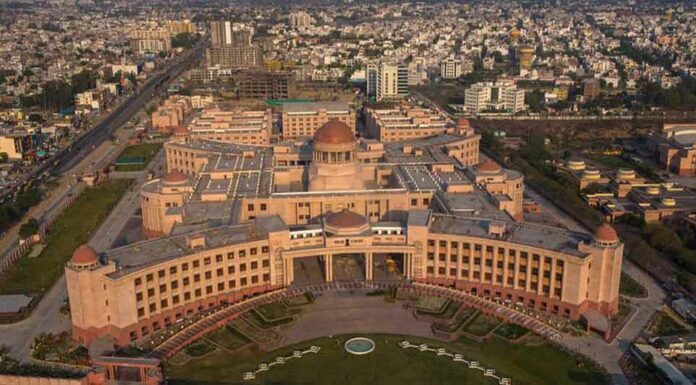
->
xmin=165 ymin=333 xmax=608 ymax=385
xmin=0 ymin=179 xmax=132 ymax=294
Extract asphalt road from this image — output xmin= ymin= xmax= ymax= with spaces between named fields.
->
xmin=56 ymin=42 xmax=205 ymax=174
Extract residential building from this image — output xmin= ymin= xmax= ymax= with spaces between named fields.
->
xmin=281 ymin=101 xmax=355 ymax=140
xmin=366 ymin=61 xmax=408 ymax=101
xmin=464 ymin=81 xmax=526 ymax=113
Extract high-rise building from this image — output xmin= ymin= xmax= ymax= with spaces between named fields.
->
xmin=234 ymin=71 xmax=292 ymax=99
xmin=206 ymin=46 xmax=264 ymax=69
xmin=407 ymin=57 xmax=428 ymax=86
xmin=210 ymin=21 xmax=253 ymax=46
xmin=130 ymin=28 xmax=172 ymax=54
xmin=366 ymin=61 xmax=408 ymax=101
xmin=464 ymin=81 xmax=526 ymax=113
xmin=289 ymin=11 xmax=313 ymax=29
xmin=207 ymin=21 xmax=262 ymax=69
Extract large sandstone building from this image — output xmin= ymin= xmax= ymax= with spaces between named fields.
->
xmin=66 ymin=120 xmax=623 ymax=346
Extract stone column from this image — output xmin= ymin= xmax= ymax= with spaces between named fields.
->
xmin=325 ymin=254 xmax=333 ymax=282
xmin=404 ymin=253 xmax=412 ymax=279
xmin=365 ymin=253 xmax=373 ymax=281
xmin=285 ymin=256 xmax=294 ymax=285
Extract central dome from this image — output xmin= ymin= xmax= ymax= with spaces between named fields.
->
xmin=313 ymin=120 xmax=355 ymax=145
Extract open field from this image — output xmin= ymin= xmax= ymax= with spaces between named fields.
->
xmin=0 ymin=179 xmax=132 ymax=294
xmin=166 ymin=334 xmax=607 ymax=385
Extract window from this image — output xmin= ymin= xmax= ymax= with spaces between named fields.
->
xmin=216 ymin=254 xmax=223 ymax=262
xmin=227 ymin=252 xmax=235 ymax=259
xmin=136 ymin=292 xmax=143 ymax=301
xmin=146 ymin=274 xmax=153 ymax=282
xmin=135 ymin=278 xmax=142 ymax=286
xmin=172 ymin=295 xmax=180 ymax=305
xmin=170 ymin=266 xmax=177 ymax=274
xmin=147 ymin=288 xmax=155 ymax=297
xmin=137 ymin=308 xmax=145 ymax=317
xmin=192 ymin=260 xmax=200 ymax=268
xmin=251 ymin=261 xmax=258 ymax=270
xmin=158 ymin=270 xmax=165 ymax=278
xmin=217 ymin=268 xmax=224 ymax=277
xmin=205 ymin=271 xmax=212 ymax=280
xmin=204 ymin=257 xmax=211 ymax=265
xmin=159 ymin=284 xmax=166 ymax=293
xmin=240 ymin=277 xmax=247 ymax=286
xmin=171 ymin=281 xmax=178 ymax=289
xmin=149 ymin=303 xmax=156 ymax=312
xmin=262 ymin=259 xmax=270 ymax=268
xmin=240 ymin=263 xmax=247 ymax=272
xmin=160 ymin=299 xmax=168 ymax=309
xmin=218 ymin=282 xmax=225 ymax=291
xmin=182 ymin=263 xmax=189 ymax=271
xmin=247 ymin=204 xmax=254 ymax=211
xmin=262 ymin=246 xmax=269 ymax=253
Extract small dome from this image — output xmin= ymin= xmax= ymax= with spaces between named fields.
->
xmin=594 ymin=223 xmax=618 ymax=242
xmin=477 ymin=159 xmax=501 ymax=173
xmin=325 ymin=210 xmax=367 ymax=229
xmin=71 ymin=245 xmax=98 ymax=265
xmin=313 ymin=120 xmax=355 ymax=145
xmin=456 ymin=118 xmax=471 ymax=128
xmin=163 ymin=170 xmax=188 ymax=184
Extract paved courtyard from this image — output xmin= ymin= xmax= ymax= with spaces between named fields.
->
xmin=282 ymin=291 xmax=434 ymax=346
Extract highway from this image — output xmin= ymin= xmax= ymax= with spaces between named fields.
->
xmin=0 ymin=40 xmax=205 ymax=202
xmin=56 ymin=41 xmax=205 ymax=173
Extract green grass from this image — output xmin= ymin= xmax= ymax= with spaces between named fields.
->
xmin=494 ymin=323 xmax=531 ymax=340
xmin=0 ymin=179 xmax=132 ymax=294
xmin=650 ymin=312 xmax=690 ymax=337
xmin=184 ymin=341 xmax=215 ymax=357
xmin=620 ymin=272 xmax=648 ymax=298
xmin=205 ymin=326 xmax=251 ymax=351
xmin=255 ymin=301 xmax=300 ymax=322
xmin=114 ymin=143 xmax=161 ymax=171
xmin=463 ymin=313 xmax=503 ymax=336
xmin=165 ymin=334 xmax=607 ymax=385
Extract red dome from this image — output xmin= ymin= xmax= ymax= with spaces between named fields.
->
xmin=456 ymin=118 xmax=471 ymax=128
xmin=594 ymin=223 xmax=618 ymax=242
xmin=325 ymin=210 xmax=367 ymax=229
xmin=163 ymin=170 xmax=188 ymax=183
xmin=477 ymin=159 xmax=501 ymax=173
xmin=313 ymin=120 xmax=355 ymax=145
xmin=71 ymin=245 xmax=98 ymax=265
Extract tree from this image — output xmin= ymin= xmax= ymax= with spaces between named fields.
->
xmin=19 ymin=217 xmax=39 ymax=239
xmin=0 ymin=152 xmax=7 ymax=163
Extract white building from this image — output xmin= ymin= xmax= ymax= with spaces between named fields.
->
xmin=464 ymin=81 xmax=526 ymax=113
xmin=440 ymin=56 xmax=464 ymax=79
xmin=366 ymin=61 xmax=408 ymax=101
xmin=289 ymin=11 xmax=313 ymax=29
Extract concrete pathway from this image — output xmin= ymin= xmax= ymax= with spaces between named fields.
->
xmin=282 ymin=292 xmax=434 ymax=345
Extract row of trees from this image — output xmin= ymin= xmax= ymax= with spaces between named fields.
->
xmin=0 ymin=187 xmax=43 ymax=234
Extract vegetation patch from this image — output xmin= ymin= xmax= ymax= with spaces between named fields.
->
xmin=463 ymin=313 xmax=503 ymax=337
xmin=114 ymin=143 xmax=162 ymax=171
xmin=649 ymin=312 xmax=690 ymax=337
xmin=205 ymin=326 xmax=251 ymax=351
xmin=494 ymin=323 xmax=531 ymax=340
xmin=620 ymin=272 xmax=647 ymax=298
xmin=165 ymin=334 xmax=608 ymax=385
xmin=0 ymin=179 xmax=132 ymax=294
xmin=184 ymin=341 xmax=215 ymax=357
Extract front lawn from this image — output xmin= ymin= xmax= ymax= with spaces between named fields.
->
xmin=165 ymin=334 xmax=608 ymax=385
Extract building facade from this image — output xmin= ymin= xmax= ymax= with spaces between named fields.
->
xmin=66 ymin=121 xmax=622 ymax=347
xmin=185 ymin=108 xmax=273 ymax=145
xmin=366 ymin=61 xmax=408 ymax=101
xmin=281 ymin=102 xmax=355 ymax=140
xmin=464 ymin=81 xmax=526 ymax=113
